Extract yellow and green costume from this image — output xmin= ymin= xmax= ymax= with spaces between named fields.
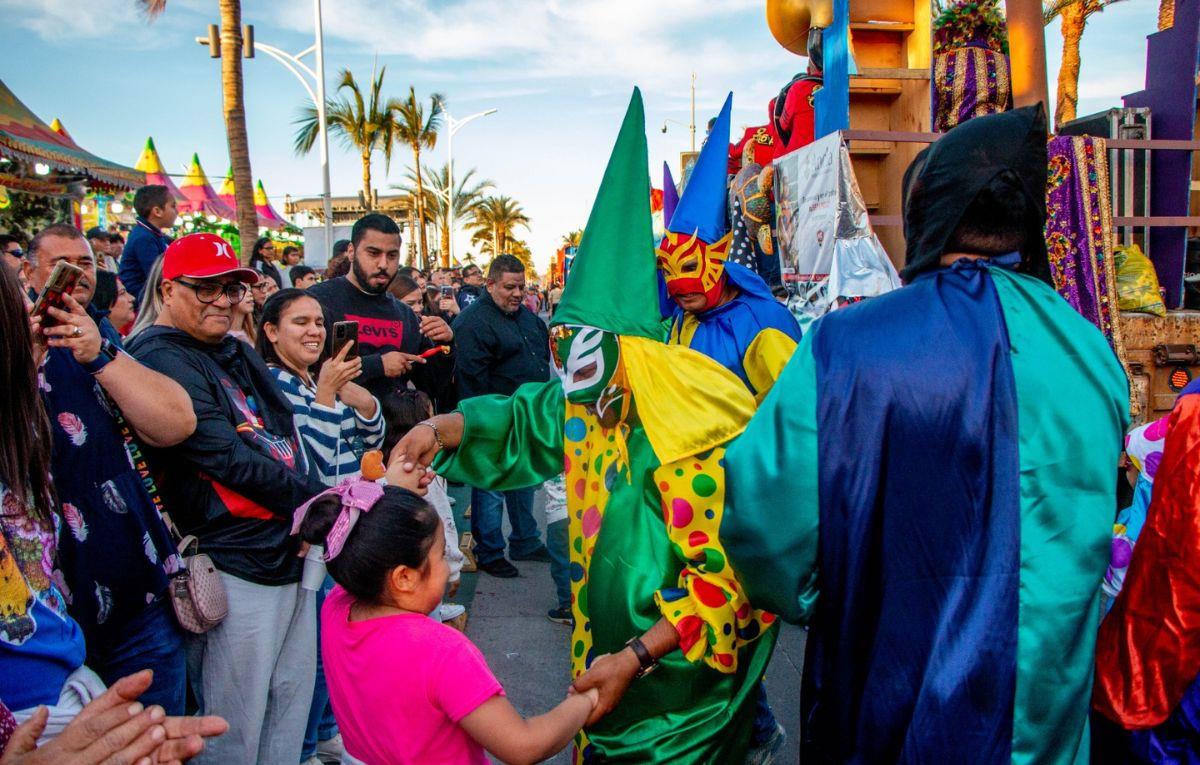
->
xmin=434 ymin=89 xmax=776 ymax=764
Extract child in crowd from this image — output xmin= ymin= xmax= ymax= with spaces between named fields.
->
xmin=381 ymin=389 xmax=466 ymax=624
xmin=293 ymin=467 xmax=597 ymax=765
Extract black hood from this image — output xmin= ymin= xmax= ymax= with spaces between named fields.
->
xmin=901 ymin=104 xmax=1050 ymax=283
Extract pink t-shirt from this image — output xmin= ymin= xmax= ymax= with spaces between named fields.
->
xmin=322 ymin=586 xmax=504 ymax=765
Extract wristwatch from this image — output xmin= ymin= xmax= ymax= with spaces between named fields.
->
xmin=624 ymin=636 xmax=658 ymax=679
xmin=81 ymin=338 xmax=120 ymax=376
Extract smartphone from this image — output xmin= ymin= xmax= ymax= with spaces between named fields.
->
xmin=331 ymin=320 xmax=359 ymax=360
xmin=31 ymin=261 xmax=85 ymax=330
xmin=440 ymin=286 xmax=454 ymax=298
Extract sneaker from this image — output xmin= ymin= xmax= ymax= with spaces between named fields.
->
xmin=315 ymin=734 xmax=344 ymax=764
xmin=435 ymin=603 xmax=466 ymax=622
xmin=743 ymin=723 xmax=786 ymax=765
xmin=511 ymin=546 xmax=552 ymax=562
xmin=546 ymin=606 xmax=573 ymax=626
xmin=478 ymin=558 xmax=519 ymax=578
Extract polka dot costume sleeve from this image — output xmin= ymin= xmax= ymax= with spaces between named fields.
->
xmin=652 ymin=447 xmax=775 ymax=673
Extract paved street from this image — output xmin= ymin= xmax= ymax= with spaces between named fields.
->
xmin=446 ymin=484 xmax=805 ymax=764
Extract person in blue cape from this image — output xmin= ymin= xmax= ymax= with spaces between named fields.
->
xmin=720 ymin=104 xmax=1130 ymax=763
xmin=657 ymin=94 xmax=801 ymax=403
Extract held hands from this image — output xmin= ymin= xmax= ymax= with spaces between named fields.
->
xmin=0 ymin=670 xmax=228 ymax=765
xmin=419 ymin=315 xmax=454 ymax=344
xmin=383 ymin=457 xmax=432 ymax=495
xmin=571 ymin=649 xmax=641 ymax=726
xmin=41 ymin=294 xmax=101 ymax=365
xmin=381 ymin=351 xmax=425 ymax=378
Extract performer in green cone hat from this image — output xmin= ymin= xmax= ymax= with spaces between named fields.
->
xmin=388 ymin=88 xmax=777 ymax=764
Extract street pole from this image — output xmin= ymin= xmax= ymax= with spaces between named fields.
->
xmin=313 ymin=0 xmax=332 ymax=253
xmin=202 ymin=6 xmax=334 ymax=258
xmin=690 ymin=71 xmax=697 ymax=153
xmin=440 ymin=107 xmax=498 ymax=267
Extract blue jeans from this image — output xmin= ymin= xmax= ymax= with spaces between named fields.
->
xmin=90 ymin=600 xmax=186 ymax=715
xmin=548 ymin=518 xmax=571 ymax=609
xmin=470 ymin=487 xmax=541 ymax=565
xmin=301 ymin=577 xmax=338 ymax=760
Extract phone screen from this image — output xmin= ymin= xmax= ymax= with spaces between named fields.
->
xmin=332 ymin=321 xmax=359 ymax=360
xmin=31 ymin=261 xmax=85 ymax=330
xmin=441 ymin=286 xmax=454 ymax=298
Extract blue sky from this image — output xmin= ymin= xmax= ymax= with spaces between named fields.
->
xmin=0 ymin=0 xmax=1160 ymax=271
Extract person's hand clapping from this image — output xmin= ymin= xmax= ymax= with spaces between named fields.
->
xmin=419 ymin=315 xmax=453 ymax=344
xmin=0 ymin=669 xmax=228 ymax=765
xmin=42 ymin=294 xmax=101 ymax=365
xmin=315 ymin=342 xmax=363 ymax=407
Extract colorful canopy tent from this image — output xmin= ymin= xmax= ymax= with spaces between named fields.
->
xmin=0 ymin=80 xmax=142 ymax=193
xmin=254 ymin=179 xmax=291 ymax=230
xmin=134 ymin=137 xmax=187 ymax=204
xmin=179 ymin=153 xmax=236 ymax=220
xmin=218 ymin=168 xmax=276 ymax=229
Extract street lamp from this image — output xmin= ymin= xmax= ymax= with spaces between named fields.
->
xmin=660 ymin=72 xmax=698 ymax=152
xmin=196 ymin=0 xmax=333 ymax=253
xmin=435 ymin=102 xmax=498 ymax=267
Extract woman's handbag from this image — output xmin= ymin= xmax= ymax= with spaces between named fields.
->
xmin=107 ymin=392 xmax=228 ymax=633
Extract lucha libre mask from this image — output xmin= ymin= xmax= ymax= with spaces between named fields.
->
xmin=657 ymin=229 xmax=733 ymax=311
xmin=550 ymin=325 xmax=626 ymax=418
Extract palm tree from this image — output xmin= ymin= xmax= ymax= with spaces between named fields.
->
xmin=468 ymin=196 xmax=530 ymax=259
xmin=1044 ymin=0 xmax=1130 ymax=128
xmin=1159 ymin=0 xmax=1174 ymax=30
xmin=295 ymin=67 xmax=402 ymax=210
xmin=393 ymin=88 xmax=445 ymax=270
xmin=141 ymin=0 xmax=258 ymax=259
xmin=561 ymin=229 xmax=583 ymax=249
xmin=393 ymin=163 xmax=493 ymax=269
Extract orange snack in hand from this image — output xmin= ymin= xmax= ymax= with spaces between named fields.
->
xmin=360 ymin=450 xmax=386 ymax=481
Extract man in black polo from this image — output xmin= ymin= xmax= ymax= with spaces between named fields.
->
xmin=452 ymin=254 xmax=551 ymax=577
xmin=308 ymin=213 xmax=454 ymax=404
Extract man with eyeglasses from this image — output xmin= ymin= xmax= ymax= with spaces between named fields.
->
xmin=127 ymin=232 xmax=326 ymax=765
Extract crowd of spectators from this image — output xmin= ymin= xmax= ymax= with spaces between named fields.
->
xmin=0 ymin=206 xmax=563 ymax=765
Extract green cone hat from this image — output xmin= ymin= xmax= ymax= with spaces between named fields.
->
xmin=551 ymin=87 xmax=662 ymax=339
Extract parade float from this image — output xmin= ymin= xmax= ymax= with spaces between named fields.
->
xmin=736 ymin=0 xmax=1200 ymax=423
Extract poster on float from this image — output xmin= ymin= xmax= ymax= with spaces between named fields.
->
xmin=773 ymin=132 xmax=898 ymax=326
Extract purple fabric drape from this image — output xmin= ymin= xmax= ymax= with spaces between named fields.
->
xmin=932 ymin=46 xmax=1012 ymax=133
xmin=1045 ymin=135 xmax=1123 ymax=354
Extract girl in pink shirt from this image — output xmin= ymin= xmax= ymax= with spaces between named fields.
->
xmin=293 ymin=472 xmax=597 ymax=765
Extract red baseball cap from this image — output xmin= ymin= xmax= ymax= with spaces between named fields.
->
xmin=161 ymin=233 xmax=260 ymax=284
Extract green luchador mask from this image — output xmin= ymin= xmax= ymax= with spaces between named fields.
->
xmin=550 ymin=325 xmax=622 ymax=406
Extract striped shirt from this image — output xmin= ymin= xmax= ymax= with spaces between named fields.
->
xmin=270 ymin=367 xmax=386 ymax=486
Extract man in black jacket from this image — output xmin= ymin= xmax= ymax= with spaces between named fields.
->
xmin=127 ymin=232 xmax=325 ymax=765
xmin=308 ymin=214 xmax=454 ymax=404
xmin=452 ymin=254 xmax=551 ymax=577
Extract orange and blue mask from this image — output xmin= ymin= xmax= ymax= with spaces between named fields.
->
xmin=658 ymin=92 xmax=735 ymax=312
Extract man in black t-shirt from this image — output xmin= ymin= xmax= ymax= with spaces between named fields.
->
xmin=308 ymin=214 xmax=454 ymax=404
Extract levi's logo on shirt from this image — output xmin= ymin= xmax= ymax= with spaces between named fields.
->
xmin=345 ymin=314 xmax=403 ymax=347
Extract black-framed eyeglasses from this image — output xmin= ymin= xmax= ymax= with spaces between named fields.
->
xmin=174 ymin=279 xmax=249 ymax=304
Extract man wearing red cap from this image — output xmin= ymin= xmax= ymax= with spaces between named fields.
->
xmin=127 ymin=233 xmax=326 ymax=765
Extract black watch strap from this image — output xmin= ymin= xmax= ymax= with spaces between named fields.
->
xmin=625 ymin=636 xmax=657 ymax=678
